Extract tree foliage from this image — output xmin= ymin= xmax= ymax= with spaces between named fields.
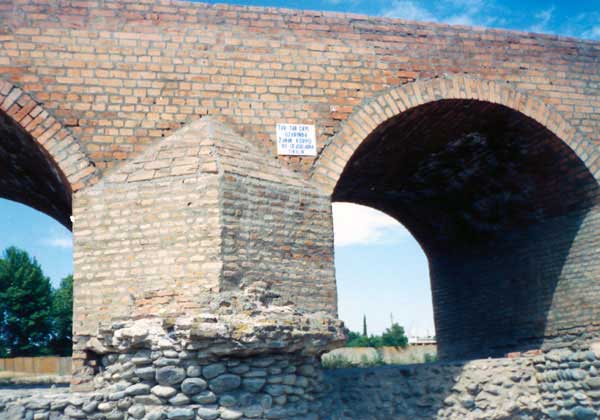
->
xmin=0 ymin=247 xmax=53 ymax=356
xmin=346 ymin=322 xmax=408 ymax=348
xmin=0 ymin=247 xmax=73 ymax=357
xmin=381 ymin=323 xmax=409 ymax=347
xmin=49 ymin=275 xmax=73 ymax=356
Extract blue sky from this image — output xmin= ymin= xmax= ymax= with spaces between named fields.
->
xmin=0 ymin=199 xmax=73 ymax=289
xmin=0 ymin=197 xmax=432 ymax=335
xmin=199 ymin=0 xmax=600 ymax=40
xmin=332 ymin=203 xmax=433 ymax=336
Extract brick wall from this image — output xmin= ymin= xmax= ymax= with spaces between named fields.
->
xmin=431 ymin=205 xmax=600 ymax=359
xmin=1 ymin=0 xmax=599 ymax=362
xmin=1 ymin=0 xmax=598 ymax=176
xmin=73 ymin=120 xmax=224 ymax=336
xmin=74 ymin=117 xmax=337 ymax=339
xmin=220 ymin=174 xmax=336 ymax=314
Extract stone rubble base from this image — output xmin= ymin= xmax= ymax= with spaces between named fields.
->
xmin=3 ymin=342 xmax=600 ymax=420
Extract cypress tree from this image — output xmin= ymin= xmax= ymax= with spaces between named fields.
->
xmin=362 ymin=314 xmax=367 ymax=337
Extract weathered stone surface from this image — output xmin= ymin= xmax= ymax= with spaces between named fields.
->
xmin=186 ymin=365 xmax=202 ymax=378
xmin=168 ymin=393 xmax=190 ymax=406
xmin=156 ymin=367 xmax=186 ymax=386
xmin=220 ymin=408 xmax=244 ymax=420
xmin=152 ymin=385 xmax=177 ymax=399
xmin=135 ymin=366 xmax=156 ymax=380
xmin=165 ymin=408 xmax=194 ymax=420
xmin=128 ymin=404 xmax=146 ymax=419
xmin=209 ymin=374 xmax=242 ymax=393
xmin=180 ymin=377 xmax=207 ymax=395
xmin=243 ymin=378 xmax=267 ymax=392
xmin=8 ymin=346 xmax=600 ymax=419
xmin=196 ymin=407 xmax=220 ymax=420
xmin=190 ymin=391 xmax=218 ymax=404
xmin=126 ymin=383 xmax=151 ymax=396
xmin=203 ymin=363 xmax=227 ymax=379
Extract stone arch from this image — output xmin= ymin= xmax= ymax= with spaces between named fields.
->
xmin=311 ymin=75 xmax=600 ymax=193
xmin=0 ymin=79 xmax=99 ymax=228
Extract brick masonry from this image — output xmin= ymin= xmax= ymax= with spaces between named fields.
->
xmin=331 ymin=96 xmax=600 ymax=359
xmin=0 ymin=1 xmax=598 ymax=175
xmin=0 ymin=0 xmax=600 ymax=414
xmin=73 ymin=117 xmax=336 ymax=339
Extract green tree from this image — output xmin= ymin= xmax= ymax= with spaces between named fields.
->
xmin=346 ymin=331 xmax=371 ymax=347
xmin=49 ymin=275 xmax=73 ymax=356
xmin=346 ymin=323 xmax=409 ymax=349
xmin=0 ymin=247 xmax=53 ymax=356
xmin=381 ymin=323 xmax=408 ymax=347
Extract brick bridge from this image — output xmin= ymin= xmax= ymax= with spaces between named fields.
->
xmin=1 ymin=1 xmax=600 ymax=419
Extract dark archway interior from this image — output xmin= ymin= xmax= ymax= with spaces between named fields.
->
xmin=0 ymin=111 xmax=71 ymax=229
xmin=334 ymin=99 xmax=600 ymax=359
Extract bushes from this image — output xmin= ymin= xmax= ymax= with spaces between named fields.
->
xmin=424 ymin=352 xmax=438 ymax=363
xmin=346 ymin=322 xmax=408 ymax=348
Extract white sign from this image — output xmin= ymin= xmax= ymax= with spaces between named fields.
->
xmin=276 ymin=124 xmax=317 ymax=156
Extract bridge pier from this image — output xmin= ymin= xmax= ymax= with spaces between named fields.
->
xmin=69 ymin=118 xmax=345 ymax=413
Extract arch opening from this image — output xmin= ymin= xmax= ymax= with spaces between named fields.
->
xmin=0 ymin=110 xmax=71 ymax=229
xmin=333 ymin=99 xmax=600 ymax=360
xmin=0 ymin=109 xmax=74 ymax=361
xmin=331 ymin=201 xmax=435 ymax=365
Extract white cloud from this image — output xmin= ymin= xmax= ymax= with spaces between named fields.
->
xmin=380 ymin=0 xmax=598 ymax=41
xmin=582 ymin=25 xmax=600 ymax=40
xmin=382 ymin=0 xmax=498 ymax=27
xmin=332 ymin=202 xmax=410 ymax=247
xmin=322 ymin=0 xmax=361 ymax=6
xmin=41 ymin=232 xmax=72 ymax=249
xmin=383 ymin=0 xmax=436 ymax=21
xmin=529 ymin=6 xmax=555 ymax=33
xmin=446 ymin=0 xmax=484 ymax=19
xmin=557 ymin=11 xmax=600 ymax=40
xmin=445 ymin=14 xmax=475 ymax=25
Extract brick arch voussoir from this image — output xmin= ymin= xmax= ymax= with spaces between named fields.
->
xmin=0 ymin=79 xmax=99 ymax=194
xmin=311 ymin=75 xmax=600 ymax=195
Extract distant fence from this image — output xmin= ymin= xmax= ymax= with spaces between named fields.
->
xmin=0 ymin=357 xmax=71 ymax=376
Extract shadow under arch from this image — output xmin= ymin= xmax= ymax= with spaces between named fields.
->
xmin=0 ymin=109 xmax=73 ymax=229
xmin=328 ymin=97 xmax=600 ymax=360
xmin=0 ymin=80 xmax=99 ymax=228
xmin=311 ymin=76 xmax=600 ymax=194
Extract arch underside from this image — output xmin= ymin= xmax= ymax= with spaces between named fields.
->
xmin=334 ymin=99 xmax=600 ymax=359
xmin=0 ymin=110 xmax=71 ymax=229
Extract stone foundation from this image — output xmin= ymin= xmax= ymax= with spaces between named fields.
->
xmin=0 ymin=349 xmax=325 ymax=420
xmin=4 ymin=343 xmax=600 ymax=419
